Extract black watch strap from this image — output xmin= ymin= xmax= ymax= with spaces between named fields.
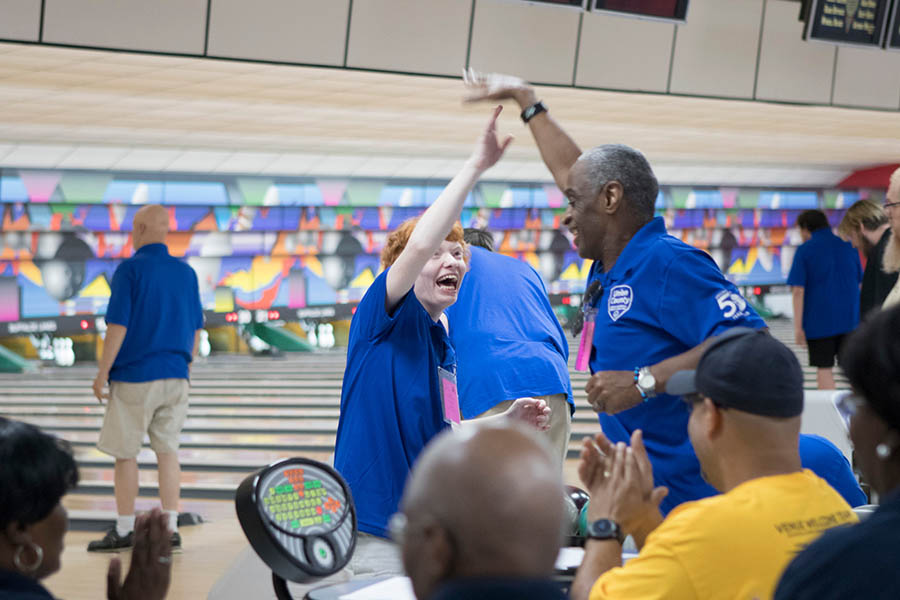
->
xmin=586 ymin=519 xmax=625 ymax=544
xmin=521 ymin=101 xmax=547 ymax=124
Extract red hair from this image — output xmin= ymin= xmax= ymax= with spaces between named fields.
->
xmin=381 ymin=218 xmax=468 ymax=268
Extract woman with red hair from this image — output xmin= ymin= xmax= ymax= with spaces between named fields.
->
xmin=333 ymin=107 xmax=550 ymax=576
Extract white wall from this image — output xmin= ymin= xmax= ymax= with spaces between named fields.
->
xmin=1 ymin=0 xmax=897 ymax=110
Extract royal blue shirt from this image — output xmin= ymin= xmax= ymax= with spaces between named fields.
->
xmin=106 ymin=243 xmax=203 ymax=382
xmin=333 ymin=270 xmax=453 ymax=537
xmin=786 ymin=228 xmax=861 ymax=339
xmin=445 ymin=247 xmax=573 ymax=418
xmin=585 ymin=217 xmax=766 ymax=514
xmin=799 ymin=434 xmax=867 ymax=507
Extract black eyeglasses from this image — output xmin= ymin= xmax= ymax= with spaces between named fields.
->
xmin=570 ymin=279 xmax=603 ymax=337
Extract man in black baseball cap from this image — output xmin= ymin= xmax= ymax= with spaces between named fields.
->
xmin=570 ymin=328 xmax=857 ymax=600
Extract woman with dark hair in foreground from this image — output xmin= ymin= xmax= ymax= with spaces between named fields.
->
xmin=775 ymin=305 xmax=900 ymax=599
xmin=0 ymin=417 xmax=171 ymax=599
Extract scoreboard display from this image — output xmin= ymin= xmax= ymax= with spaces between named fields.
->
xmin=886 ymin=0 xmax=900 ymax=49
xmin=591 ymin=0 xmax=689 ymax=22
xmin=519 ymin=0 xmax=586 ymax=6
xmin=804 ymin=0 xmax=890 ymax=47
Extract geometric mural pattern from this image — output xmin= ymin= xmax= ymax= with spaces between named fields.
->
xmin=0 ymin=169 xmax=877 ymax=329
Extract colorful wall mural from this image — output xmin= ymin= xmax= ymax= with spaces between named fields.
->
xmin=0 ymin=168 xmax=879 ymax=335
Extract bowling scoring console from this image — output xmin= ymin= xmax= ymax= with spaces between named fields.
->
xmin=236 ymin=458 xmax=357 ymax=600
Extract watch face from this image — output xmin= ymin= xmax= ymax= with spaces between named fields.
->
xmin=589 ymin=519 xmax=616 ymax=538
xmin=638 ymin=370 xmax=655 ymax=389
xmin=592 ymin=521 xmax=612 ymax=535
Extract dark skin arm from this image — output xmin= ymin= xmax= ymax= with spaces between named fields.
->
xmin=585 ymin=339 xmax=711 ymax=414
xmin=462 ymin=69 xmax=581 ymax=192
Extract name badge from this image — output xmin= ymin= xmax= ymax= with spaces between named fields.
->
xmin=438 ymin=367 xmax=461 ymax=429
xmin=575 ymin=307 xmax=597 ymax=372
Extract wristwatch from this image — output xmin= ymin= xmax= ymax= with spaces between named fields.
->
xmin=635 ymin=366 xmax=657 ymax=400
xmin=586 ymin=519 xmax=625 ymax=544
xmin=520 ymin=100 xmax=547 ymax=124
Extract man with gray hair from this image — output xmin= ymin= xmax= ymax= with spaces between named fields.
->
xmin=395 ymin=422 xmax=567 ymax=599
xmin=463 ymin=71 xmax=765 ymax=513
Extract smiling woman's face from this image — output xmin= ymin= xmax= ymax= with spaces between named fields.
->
xmin=414 ymin=240 xmax=467 ymax=321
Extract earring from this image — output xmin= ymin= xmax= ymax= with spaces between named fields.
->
xmin=13 ymin=543 xmax=43 ymax=574
xmin=876 ymin=443 xmax=893 ymax=460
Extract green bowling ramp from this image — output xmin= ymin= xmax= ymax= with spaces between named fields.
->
xmin=0 ymin=344 xmax=28 ymax=373
xmin=748 ymin=297 xmax=779 ymax=320
xmin=248 ymin=323 xmax=314 ymax=352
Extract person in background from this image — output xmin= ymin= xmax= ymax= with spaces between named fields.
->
xmin=775 ymin=305 xmax=900 ymax=599
xmin=0 ymin=417 xmax=172 ymax=600
xmin=570 ymin=328 xmax=856 ymax=600
xmin=879 ymin=168 xmax=900 ymax=309
xmin=444 ymin=228 xmax=573 ymax=468
xmin=396 ymin=423 xmax=567 ymax=600
xmin=799 ymin=434 xmax=867 ymax=507
xmin=788 ymin=209 xmax=861 ymax=389
xmin=89 ymin=204 xmax=205 ymax=553
xmin=837 ymin=199 xmax=896 ymax=317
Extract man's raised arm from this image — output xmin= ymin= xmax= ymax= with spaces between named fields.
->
xmin=463 ymin=69 xmax=581 ymax=191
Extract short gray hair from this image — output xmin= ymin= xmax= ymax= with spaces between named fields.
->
xmin=579 ymin=144 xmax=658 ymax=220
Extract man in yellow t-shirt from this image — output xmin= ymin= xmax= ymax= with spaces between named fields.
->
xmin=570 ymin=328 xmax=858 ymax=600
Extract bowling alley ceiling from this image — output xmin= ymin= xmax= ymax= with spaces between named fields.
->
xmin=0 ymin=41 xmax=899 ymax=187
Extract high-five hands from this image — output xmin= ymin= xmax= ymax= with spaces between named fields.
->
xmin=462 ymin=68 xmax=536 ymax=107
xmin=468 ymin=104 xmax=514 ymax=173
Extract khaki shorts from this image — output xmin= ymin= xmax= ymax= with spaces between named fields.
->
xmin=98 ymin=379 xmax=189 ymax=458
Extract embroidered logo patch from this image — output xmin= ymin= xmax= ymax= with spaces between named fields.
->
xmin=607 ymin=285 xmax=633 ymax=321
xmin=715 ymin=290 xmax=749 ymax=319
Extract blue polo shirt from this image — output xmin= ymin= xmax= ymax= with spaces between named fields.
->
xmin=333 ymin=270 xmax=453 ymax=537
xmin=445 ymin=247 xmax=573 ymax=418
xmin=799 ymin=434 xmax=867 ymax=507
xmin=586 ymin=217 xmax=765 ymax=514
xmin=786 ymin=228 xmax=861 ymax=339
xmin=105 ymin=243 xmax=203 ymax=382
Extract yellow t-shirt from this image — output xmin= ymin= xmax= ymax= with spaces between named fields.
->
xmin=589 ymin=470 xmax=858 ymax=600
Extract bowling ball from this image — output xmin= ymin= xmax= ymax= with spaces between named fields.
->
xmin=577 ymin=501 xmax=590 ymax=537
xmin=566 ymin=485 xmax=590 ymax=511
xmin=562 ymin=493 xmax=580 ymax=535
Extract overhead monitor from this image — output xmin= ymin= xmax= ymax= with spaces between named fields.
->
xmin=590 ymin=0 xmax=690 ymax=22
xmin=886 ymin=0 xmax=900 ymax=49
xmin=804 ymin=0 xmax=890 ymax=47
